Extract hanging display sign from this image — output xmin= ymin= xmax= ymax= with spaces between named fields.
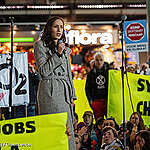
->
xmin=0 ymin=52 xmax=29 ymax=107
xmin=66 ymin=30 xmax=113 ymax=45
xmin=124 ymin=20 xmax=148 ymax=52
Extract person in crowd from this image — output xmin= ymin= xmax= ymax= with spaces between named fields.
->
xmin=145 ymin=56 xmax=150 ymax=75
xmin=34 ymin=16 xmax=76 ymax=150
xmin=28 ymin=63 xmax=40 ymax=116
xmin=66 ymin=124 xmax=73 ymax=141
xmin=85 ymin=52 xmax=109 ymax=120
xmin=140 ymin=63 xmax=148 ymax=75
xmin=77 ymin=122 xmax=88 ymax=139
xmin=129 ymin=112 xmax=147 ymax=136
xmin=75 ymin=133 xmax=81 ymax=150
xmin=126 ymin=64 xmax=136 ymax=73
xmin=129 ymin=112 xmax=147 ymax=149
xmin=109 ymin=62 xmax=117 ymax=70
xmin=134 ymin=130 xmax=150 ymax=150
xmin=82 ymin=111 xmax=94 ymax=134
xmin=118 ymin=121 xmax=133 ymax=149
xmin=77 ymin=111 xmax=94 ymax=138
xmin=80 ymin=130 xmax=91 ymax=150
xmin=103 ymin=117 xmax=119 ymax=131
xmin=135 ymin=64 xmax=140 ymax=74
xmin=100 ymin=126 xmax=124 ymax=150
xmin=91 ymin=117 xmax=104 ymax=150
xmin=146 ymin=55 xmax=150 ymax=68
xmin=74 ymin=112 xmax=79 ymax=134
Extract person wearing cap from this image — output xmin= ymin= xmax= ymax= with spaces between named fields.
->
xmin=83 ymin=111 xmax=94 ymax=133
xmin=77 ymin=111 xmax=94 ymax=139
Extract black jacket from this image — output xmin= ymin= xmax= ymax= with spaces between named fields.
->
xmin=85 ymin=62 xmax=109 ymax=103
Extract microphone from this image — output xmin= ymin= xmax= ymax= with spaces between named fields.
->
xmin=57 ymin=39 xmax=66 ymax=54
xmin=121 ymin=15 xmax=127 ymax=22
xmin=58 ymin=39 xmax=64 ymax=44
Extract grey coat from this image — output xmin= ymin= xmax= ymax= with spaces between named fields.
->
xmin=34 ymin=40 xmax=76 ymax=150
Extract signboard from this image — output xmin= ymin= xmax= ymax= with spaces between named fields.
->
xmin=124 ymin=20 xmax=148 ymax=52
xmin=0 ymin=52 xmax=29 ymax=107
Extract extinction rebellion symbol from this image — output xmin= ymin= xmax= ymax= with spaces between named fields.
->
xmin=126 ymin=22 xmax=145 ymax=41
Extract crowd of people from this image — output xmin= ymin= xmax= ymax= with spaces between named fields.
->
xmin=72 ymin=110 xmax=150 ymax=150
xmin=72 ymin=56 xmax=150 ymax=80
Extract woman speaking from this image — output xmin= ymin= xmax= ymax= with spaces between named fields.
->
xmin=34 ymin=16 xmax=76 ymax=150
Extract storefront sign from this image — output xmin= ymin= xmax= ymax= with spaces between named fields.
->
xmin=124 ymin=20 xmax=148 ymax=52
xmin=66 ymin=30 xmax=113 ymax=45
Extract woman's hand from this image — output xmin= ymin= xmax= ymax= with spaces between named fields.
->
xmin=78 ymin=126 xmax=88 ymax=137
xmin=57 ymin=42 xmax=65 ymax=54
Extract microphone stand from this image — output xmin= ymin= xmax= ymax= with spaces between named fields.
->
xmin=8 ymin=17 xmax=14 ymax=119
xmin=120 ymin=15 xmax=127 ymax=150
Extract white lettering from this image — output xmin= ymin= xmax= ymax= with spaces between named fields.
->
xmin=100 ymin=33 xmax=112 ymax=44
xmin=66 ymin=30 xmax=113 ymax=45
xmin=91 ymin=33 xmax=102 ymax=44
xmin=130 ymin=25 xmax=140 ymax=29
xmin=79 ymin=33 xmax=92 ymax=45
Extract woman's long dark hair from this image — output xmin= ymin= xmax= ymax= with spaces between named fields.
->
xmin=41 ymin=16 xmax=66 ymax=53
xmin=129 ymin=112 xmax=146 ymax=131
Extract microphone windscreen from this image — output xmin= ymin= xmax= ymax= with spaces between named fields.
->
xmin=58 ymin=39 xmax=63 ymax=44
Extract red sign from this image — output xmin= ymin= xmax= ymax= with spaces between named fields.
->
xmin=126 ymin=23 xmax=145 ymax=41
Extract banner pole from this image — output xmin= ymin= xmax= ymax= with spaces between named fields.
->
xmin=9 ymin=17 xmax=14 ymax=119
xmin=120 ymin=15 xmax=127 ymax=150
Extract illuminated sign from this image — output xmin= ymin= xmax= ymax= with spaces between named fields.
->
xmin=66 ymin=30 xmax=113 ymax=45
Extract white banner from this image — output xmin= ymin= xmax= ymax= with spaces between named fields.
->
xmin=0 ymin=52 xmax=29 ymax=107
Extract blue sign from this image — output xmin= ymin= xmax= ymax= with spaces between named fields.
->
xmin=124 ymin=20 xmax=148 ymax=52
